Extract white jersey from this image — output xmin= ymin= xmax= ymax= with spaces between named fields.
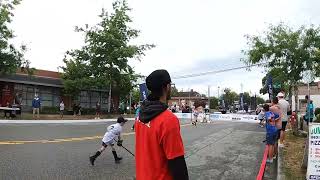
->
xmin=102 ymin=123 xmax=122 ymax=144
xmin=60 ymin=103 xmax=65 ymax=111
xmin=278 ymin=99 xmax=290 ymax=122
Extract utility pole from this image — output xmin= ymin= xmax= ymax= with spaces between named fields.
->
xmin=108 ymin=77 xmax=112 ymax=113
xmin=129 ymin=91 xmax=132 ymax=114
xmin=208 ymin=85 xmax=210 ymax=109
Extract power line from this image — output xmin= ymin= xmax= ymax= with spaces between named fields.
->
xmin=171 ymin=63 xmax=266 ymax=79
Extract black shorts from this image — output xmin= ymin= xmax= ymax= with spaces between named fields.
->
xmin=281 ymin=121 xmax=287 ymax=131
xmin=277 ymin=129 xmax=281 ymax=140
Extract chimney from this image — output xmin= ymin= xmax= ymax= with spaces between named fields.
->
xmin=190 ymin=89 xmax=193 ymax=92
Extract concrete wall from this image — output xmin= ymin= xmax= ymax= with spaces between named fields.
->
xmin=291 ymin=95 xmax=320 ymax=112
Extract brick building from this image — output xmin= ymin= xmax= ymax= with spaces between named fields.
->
xmin=0 ymin=69 xmax=113 ymax=112
xmin=168 ymin=89 xmax=208 ymax=108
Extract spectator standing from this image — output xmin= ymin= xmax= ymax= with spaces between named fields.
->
xmin=277 ymin=92 xmax=290 ymax=147
xmin=135 ymin=70 xmax=189 ymax=180
xmin=270 ymin=97 xmax=282 ymax=157
xmin=257 ymin=106 xmax=265 ymax=127
xmin=32 ymin=94 xmax=41 ymax=119
xmin=59 ymin=100 xmax=65 ymax=119
xmin=95 ymin=102 xmax=101 ymax=119
xmin=73 ymin=103 xmax=77 ymax=117
xmin=264 ymin=104 xmax=279 ymax=163
xmin=303 ymin=95 xmax=314 ymax=125
xmin=4 ymin=102 xmax=11 ymax=119
xmin=131 ymin=103 xmax=141 ymax=130
xmin=78 ymin=103 xmax=82 ymax=116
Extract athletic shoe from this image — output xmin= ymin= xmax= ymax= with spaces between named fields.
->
xmin=89 ymin=156 xmax=95 ymax=166
xmin=266 ymin=159 xmax=273 ymax=163
xmin=115 ymin=157 xmax=123 ymax=164
xmin=279 ymin=143 xmax=284 ymax=148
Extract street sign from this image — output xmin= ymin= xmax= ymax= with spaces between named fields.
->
xmin=307 ymin=123 xmax=320 ymax=179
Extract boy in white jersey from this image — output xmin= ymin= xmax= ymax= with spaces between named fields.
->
xmin=89 ymin=116 xmax=128 ymax=165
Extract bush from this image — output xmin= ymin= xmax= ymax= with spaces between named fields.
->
xmin=315 ymin=108 xmax=320 ymax=117
xmin=316 ymin=114 xmax=320 ymax=123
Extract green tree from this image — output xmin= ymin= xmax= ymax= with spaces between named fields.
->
xmin=221 ymin=88 xmax=239 ymax=108
xmin=256 ymin=96 xmax=266 ymax=105
xmin=242 ymin=23 xmax=320 ymax=133
xmin=62 ymin=0 xmax=154 ymax=112
xmin=209 ymin=96 xmax=219 ymax=109
xmin=242 ymin=92 xmax=251 ymax=105
xmin=0 ymin=0 xmax=30 ymax=75
xmin=131 ymin=87 xmax=140 ymax=104
xmin=171 ymin=85 xmax=179 ymax=97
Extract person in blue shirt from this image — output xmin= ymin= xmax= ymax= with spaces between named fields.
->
xmin=263 ymin=104 xmax=279 ymax=163
xmin=32 ymin=94 xmax=41 ymax=119
xmin=303 ymin=95 xmax=314 ymax=125
xmin=131 ymin=103 xmax=141 ymax=130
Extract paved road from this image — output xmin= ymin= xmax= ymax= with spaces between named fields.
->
xmin=0 ymin=120 xmax=265 ymax=180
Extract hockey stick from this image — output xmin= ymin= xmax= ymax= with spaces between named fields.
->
xmin=114 ymin=139 xmax=135 ymax=157
xmin=121 ymin=145 xmax=135 ymax=157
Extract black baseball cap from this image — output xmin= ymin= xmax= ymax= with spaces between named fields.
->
xmin=117 ymin=116 xmax=128 ymax=123
xmin=146 ymin=69 xmax=171 ymax=91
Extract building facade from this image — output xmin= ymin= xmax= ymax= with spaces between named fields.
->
xmin=291 ymin=81 xmax=320 ymax=112
xmin=168 ymin=89 xmax=208 ymax=108
xmin=0 ymin=69 xmax=111 ymax=111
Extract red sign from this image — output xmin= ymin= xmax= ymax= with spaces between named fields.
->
xmin=1 ymin=83 xmax=14 ymax=106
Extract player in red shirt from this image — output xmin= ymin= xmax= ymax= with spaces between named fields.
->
xmin=135 ymin=69 xmax=189 ymax=180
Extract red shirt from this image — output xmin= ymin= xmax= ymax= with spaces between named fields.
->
xmin=135 ymin=110 xmax=185 ymax=180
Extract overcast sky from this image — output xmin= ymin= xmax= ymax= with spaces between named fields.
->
xmin=10 ymin=0 xmax=320 ymax=98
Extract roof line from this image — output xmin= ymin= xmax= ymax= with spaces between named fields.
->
xmin=0 ymin=78 xmax=63 ymax=88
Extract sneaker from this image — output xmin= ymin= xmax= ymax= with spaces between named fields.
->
xmin=89 ymin=156 xmax=95 ymax=166
xmin=115 ymin=157 xmax=123 ymax=164
xmin=279 ymin=143 xmax=284 ymax=148
xmin=266 ymin=159 xmax=273 ymax=163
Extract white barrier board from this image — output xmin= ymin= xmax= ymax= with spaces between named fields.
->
xmin=174 ymin=113 xmax=258 ymax=122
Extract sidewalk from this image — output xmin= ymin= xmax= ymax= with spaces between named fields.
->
xmin=0 ymin=113 xmax=135 ymax=120
xmin=0 ymin=118 xmax=135 ymax=124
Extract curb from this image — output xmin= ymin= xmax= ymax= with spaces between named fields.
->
xmin=277 ymin=144 xmax=286 ymax=180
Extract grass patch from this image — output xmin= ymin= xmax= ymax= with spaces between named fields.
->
xmin=282 ymin=130 xmax=307 ymax=180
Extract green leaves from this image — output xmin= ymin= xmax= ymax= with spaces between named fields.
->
xmin=243 ymin=23 xmax=320 ymax=92
xmin=62 ymin=0 xmax=154 ymax=99
xmin=0 ymin=0 xmax=27 ymax=76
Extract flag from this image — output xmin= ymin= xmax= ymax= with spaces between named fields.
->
xmin=267 ymin=75 xmax=273 ymax=101
xmin=139 ymin=83 xmax=148 ymax=101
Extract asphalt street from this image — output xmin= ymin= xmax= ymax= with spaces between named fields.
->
xmin=0 ymin=120 xmax=265 ymax=180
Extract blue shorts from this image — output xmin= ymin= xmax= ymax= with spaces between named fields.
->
xmin=266 ymin=133 xmax=277 ymax=145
